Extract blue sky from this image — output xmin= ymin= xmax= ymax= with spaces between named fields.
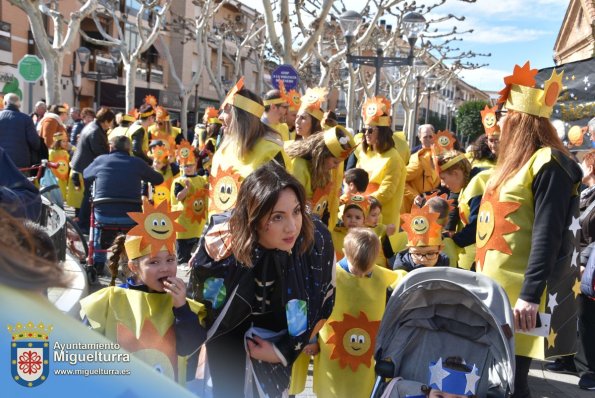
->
xmin=253 ymin=0 xmax=569 ymax=92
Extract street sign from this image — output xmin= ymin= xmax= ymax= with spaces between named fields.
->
xmin=18 ymin=55 xmax=43 ymax=83
xmin=271 ymin=64 xmax=299 ymax=91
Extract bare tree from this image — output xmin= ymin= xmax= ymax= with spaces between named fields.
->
xmin=8 ymin=0 xmax=98 ymax=104
xmin=81 ymin=0 xmax=172 ymax=111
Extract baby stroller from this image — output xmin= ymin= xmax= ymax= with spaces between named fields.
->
xmin=371 ymin=267 xmax=515 ymax=397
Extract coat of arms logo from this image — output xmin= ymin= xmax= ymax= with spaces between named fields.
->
xmin=8 ymin=321 xmax=52 ymax=387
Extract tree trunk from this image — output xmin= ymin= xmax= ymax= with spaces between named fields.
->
xmin=42 ymin=51 xmax=63 ymax=104
xmin=124 ymin=58 xmax=138 ymax=111
xmin=179 ymin=93 xmax=189 ymax=140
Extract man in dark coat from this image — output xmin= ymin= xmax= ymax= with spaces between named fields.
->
xmin=0 ymin=93 xmax=40 ymax=168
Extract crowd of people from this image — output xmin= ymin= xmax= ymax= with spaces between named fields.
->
xmin=0 ymin=60 xmax=594 ymax=398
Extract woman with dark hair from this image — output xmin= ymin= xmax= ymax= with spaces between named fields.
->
xmin=286 ymin=126 xmax=355 ymax=227
xmin=475 ymin=62 xmax=581 ymax=398
xmin=294 ymin=87 xmax=327 ymax=139
xmin=208 ymin=78 xmax=288 ymax=217
xmin=189 ymin=162 xmax=335 ymax=397
xmin=355 ymin=96 xmax=406 ymax=227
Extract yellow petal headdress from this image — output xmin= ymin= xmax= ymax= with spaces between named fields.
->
xmin=480 ymin=105 xmax=500 ymax=136
xmin=340 ymin=193 xmax=371 ymax=217
xmin=221 ymin=76 xmax=264 ymax=118
xmin=298 ymin=87 xmax=328 ymax=121
xmin=324 ymin=126 xmax=356 ymax=160
xmin=361 ymin=96 xmax=390 ymax=127
xmin=151 ymin=144 xmax=169 ymax=163
xmin=176 ymin=140 xmax=196 ymax=166
xmin=204 ymin=107 xmax=221 ymax=125
xmin=401 ymin=206 xmax=443 ymax=247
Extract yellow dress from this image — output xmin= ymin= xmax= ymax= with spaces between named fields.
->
xmin=208 ymin=135 xmax=288 ymax=217
xmin=151 ymin=165 xmax=179 ymax=209
xmin=312 ymin=265 xmax=404 ymax=398
xmin=170 ymin=174 xmax=209 ymax=239
xmin=66 ymin=170 xmax=84 ymax=209
xmin=476 ymin=147 xmax=580 ymax=359
xmin=356 ymin=146 xmax=406 ymax=227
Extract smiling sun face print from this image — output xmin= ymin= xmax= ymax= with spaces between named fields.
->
xmin=475 ymin=191 xmax=521 ymax=271
xmin=433 ymin=130 xmax=455 ymax=154
xmin=184 ymin=188 xmax=208 ymax=224
xmin=326 ymin=311 xmax=380 ymax=372
xmin=209 ymin=165 xmax=242 ymax=213
xmin=401 ymin=206 xmax=442 ymax=246
xmin=51 ymin=153 xmax=69 ymax=180
xmin=480 ymin=105 xmax=500 ymax=136
xmin=311 ymin=183 xmax=332 ymax=217
xmin=127 ymin=198 xmax=186 ymax=257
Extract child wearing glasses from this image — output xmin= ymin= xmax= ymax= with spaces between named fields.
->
xmin=393 ymin=205 xmax=449 ymax=272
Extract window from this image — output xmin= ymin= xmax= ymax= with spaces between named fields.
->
xmin=0 ymin=22 xmax=11 ymax=52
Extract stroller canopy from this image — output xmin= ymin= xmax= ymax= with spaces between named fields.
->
xmin=374 ymin=267 xmax=515 ymax=396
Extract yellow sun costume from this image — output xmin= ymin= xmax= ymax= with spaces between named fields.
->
xmin=476 ymin=62 xmax=580 ymax=359
xmin=149 ymin=144 xmax=178 ymax=208
xmin=148 ymin=106 xmax=181 ymax=153
xmin=312 ymin=265 xmax=403 ymax=398
xmin=331 ymin=194 xmax=371 ymax=261
xmin=170 ymin=147 xmax=208 ymax=243
xmin=209 ymin=77 xmax=289 ymax=218
xmin=80 ymin=199 xmax=206 ymax=384
xmin=357 ymin=96 xmax=407 ymax=228
xmin=403 ymin=147 xmax=440 ymax=212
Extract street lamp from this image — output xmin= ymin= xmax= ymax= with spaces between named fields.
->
xmin=411 ymin=61 xmax=426 ymax=148
xmin=424 ymin=74 xmax=440 ymax=124
xmin=339 ymin=10 xmax=426 ymax=96
xmin=76 ymin=46 xmax=120 ymax=111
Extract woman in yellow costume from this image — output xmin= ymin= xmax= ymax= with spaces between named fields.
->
xmin=355 ymin=96 xmax=407 ymax=227
xmin=148 ymin=105 xmax=182 ymax=153
xmin=294 ymin=87 xmax=326 ymax=139
xmin=79 ymin=199 xmax=207 ymax=385
xmin=475 ymin=61 xmax=582 ymax=398
xmin=286 ymin=125 xmax=355 ymax=226
xmin=171 ymin=141 xmax=208 ymax=264
xmin=208 ymin=77 xmax=289 ymax=217
xmin=312 ymin=228 xmax=401 ymax=398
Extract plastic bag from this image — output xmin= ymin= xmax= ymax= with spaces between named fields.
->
xmin=40 ymin=167 xmax=64 ymax=207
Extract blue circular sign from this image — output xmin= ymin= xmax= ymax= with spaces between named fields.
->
xmin=271 ymin=65 xmax=299 ymax=91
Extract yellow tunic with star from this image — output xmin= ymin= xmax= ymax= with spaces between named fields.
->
xmin=170 ymin=174 xmax=208 ymax=239
xmin=80 ymin=287 xmax=206 ymax=384
xmin=476 ymin=147 xmax=580 ymax=359
xmin=312 ymin=265 xmax=404 ymax=398
xmin=66 ymin=169 xmax=85 ymax=208
xmin=291 ymin=157 xmax=343 ymax=228
xmin=356 ymin=146 xmax=406 ymax=228
xmin=404 ymin=148 xmax=440 ymax=213
xmin=151 ymin=166 xmax=178 ymax=209
xmin=208 ymin=135 xmax=289 ymax=218
xmin=456 ymin=169 xmax=491 ymax=270
xmin=268 ymin=121 xmax=292 ymax=141
xmin=49 ymin=148 xmax=70 ymax=200
xmin=148 ymin=125 xmax=180 ymax=152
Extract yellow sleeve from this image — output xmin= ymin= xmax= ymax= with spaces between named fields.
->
xmin=370 ymin=155 xmax=399 ymax=206
xmin=405 ymin=152 xmax=423 ymax=182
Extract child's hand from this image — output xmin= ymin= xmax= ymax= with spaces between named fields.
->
xmin=176 ymin=180 xmax=191 ymax=201
xmin=247 ymin=336 xmax=282 ymax=363
xmin=163 ymin=276 xmax=187 ymax=308
xmin=303 ymin=342 xmax=319 ymax=356
xmin=386 ymin=224 xmax=396 ymax=236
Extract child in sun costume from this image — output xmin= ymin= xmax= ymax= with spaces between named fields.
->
xmin=79 ymin=199 xmax=206 ymax=385
xmin=355 ymin=96 xmax=407 ymax=228
xmin=170 ymin=141 xmax=208 ymax=264
xmin=208 ymin=77 xmax=289 ymax=218
xmin=332 ymin=193 xmax=371 ymax=261
xmin=48 ymin=131 xmax=72 ymax=201
xmin=311 ymin=228 xmax=401 ymax=398
xmin=149 ymin=143 xmax=179 ymax=208
xmin=393 ymin=205 xmax=450 ymax=272
xmin=287 ymin=125 xmax=356 ymax=227
xmin=475 ymin=61 xmax=581 ymax=398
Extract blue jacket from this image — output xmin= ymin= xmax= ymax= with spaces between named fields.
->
xmin=83 ymin=150 xmax=163 ymax=217
xmin=0 ymin=146 xmax=41 ymax=220
xmin=0 ymin=104 xmax=40 ymax=168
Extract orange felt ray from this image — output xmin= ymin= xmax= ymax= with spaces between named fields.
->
xmin=480 ymin=105 xmax=500 ymax=136
xmin=475 ymin=191 xmax=521 ymax=271
xmin=175 ymin=140 xmax=196 ymax=166
xmin=423 ymin=191 xmax=456 ymax=213
xmin=434 ymin=130 xmax=456 ymax=152
xmin=208 ymin=165 xmax=242 ymax=213
xmin=151 ymin=144 xmax=169 ymax=163
xmin=497 ymin=61 xmax=538 ymax=104
xmin=144 ymin=95 xmax=158 ymax=108
xmin=127 ymin=198 xmax=185 ymax=257
xmin=401 ymin=206 xmax=442 ymax=246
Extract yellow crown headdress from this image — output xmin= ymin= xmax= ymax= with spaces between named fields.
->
xmin=361 ymin=96 xmax=390 ymax=127
xmin=298 ymin=87 xmax=328 ymax=121
xmin=324 ymin=126 xmax=356 ymax=160
xmin=221 ymin=77 xmax=264 ymax=118
xmin=151 ymin=144 xmax=169 ymax=163
xmin=480 ymin=105 xmax=500 ymax=136
xmin=434 ymin=150 xmax=467 ymax=174
xmin=8 ymin=321 xmax=53 ymax=341
xmin=176 ymin=140 xmax=196 ymax=166
xmin=263 ymin=80 xmax=288 ymax=106
xmin=155 ymin=105 xmax=170 ymax=122
xmin=340 ymin=193 xmax=371 ymax=217
xmin=204 ymin=107 xmax=221 ymax=125
xmin=401 ymin=206 xmax=443 ymax=247
xmin=497 ymin=61 xmax=563 ymax=118
xmin=125 ymin=198 xmax=186 ymax=259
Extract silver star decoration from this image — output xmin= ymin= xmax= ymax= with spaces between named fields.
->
xmin=571 ymin=249 xmax=579 ymax=268
xmin=295 ymin=342 xmax=302 ymax=351
xmin=465 ymin=364 xmax=481 ymax=395
xmin=584 ymin=76 xmax=589 ymax=84
xmin=429 ymin=358 xmax=451 ymax=391
xmin=568 ymin=216 xmax=581 ymax=236
xmin=548 ymin=292 xmax=558 ymax=313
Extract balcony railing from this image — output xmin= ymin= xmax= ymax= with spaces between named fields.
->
xmin=136 ymin=64 xmax=164 ymax=84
